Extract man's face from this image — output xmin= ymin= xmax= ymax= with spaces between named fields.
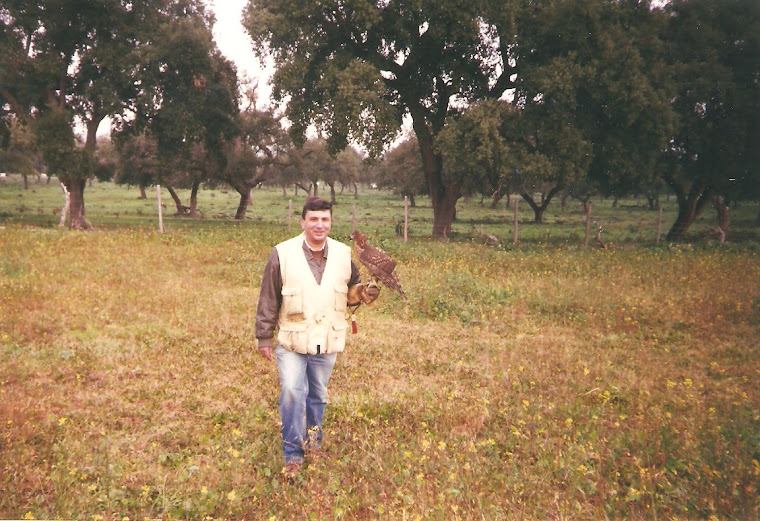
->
xmin=301 ymin=209 xmax=332 ymax=247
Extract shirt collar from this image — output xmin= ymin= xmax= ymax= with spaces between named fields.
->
xmin=302 ymin=237 xmax=328 ymax=259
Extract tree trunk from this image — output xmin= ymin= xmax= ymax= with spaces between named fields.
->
xmin=646 ymin=191 xmax=659 ymax=210
xmin=414 ymin=119 xmax=459 ymax=237
xmin=139 ymin=184 xmax=147 ymax=199
xmin=666 ymin=206 xmax=698 ymax=241
xmin=189 ymin=180 xmax=200 ymax=217
xmin=65 ymin=178 xmax=89 ymax=230
xmin=490 ymin=189 xmax=505 ymax=209
xmin=666 ymin=191 xmax=713 ymax=241
xmin=327 ymin=181 xmax=336 ymax=204
xmin=664 ymin=177 xmax=713 ymax=241
xmin=521 ymin=184 xmax=562 ymax=223
xmin=84 ymin=115 xmax=100 ymax=152
xmin=431 ymin=189 xmax=459 ymax=238
xmin=66 ymin=112 xmax=104 ymax=230
xmin=235 ymin=188 xmax=249 ymax=220
xmin=353 ymin=181 xmax=359 ymax=199
xmin=521 ymin=192 xmax=546 ymax=223
xmin=166 ymin=185 xmax=184 ymax=214
xmin=22 ymin=173 xmax=28 ymax=190
xmin=578 ymin=196 xmax=591 ymax=214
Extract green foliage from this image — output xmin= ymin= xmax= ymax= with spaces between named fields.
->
xmin=663 ymin=0 xmax=760 ymax=211
xmin=315 ymin=59 xmax=400 ymax=158
xmin=244 ymin=0 xmax=758 ymax=238
xmin=31 ymin=109 xmax=96 ymax=184
xmin=114 ymin=132 xmax=161 ymax=188
xmin=374 ymin=137 xmax=428 ymax=201
xmin=512 ymin=0 xmax=672 ymax=202
xmin=436 ymin=100 xmax=511 ymax=197
xmin=222 ymin=104 xmax=287 ymax=199
xmin=137 ymin=15 xmax=239 ymax=163
xmin=0 ymin=121 xmax=40 ymax=176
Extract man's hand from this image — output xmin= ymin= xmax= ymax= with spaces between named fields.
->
xmin=348 ymin=282 xmax=381 ymax=306
xmin=258 ymin=346 xmax=273 ymax=361
xmin=360 ymin=280 xmax=381 ymax=305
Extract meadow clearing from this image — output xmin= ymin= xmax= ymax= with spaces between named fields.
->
xmin=1 ymin=176 xmax=759 ymax=520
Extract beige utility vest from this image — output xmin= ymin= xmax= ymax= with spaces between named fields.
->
xmin=275 ymin=234 xmax=351 ymax=354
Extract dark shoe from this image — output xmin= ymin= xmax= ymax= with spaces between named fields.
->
xmin=282 ymin=462 xmax=301 ymax=481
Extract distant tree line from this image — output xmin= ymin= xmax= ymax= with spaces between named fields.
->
xmin=244 ymin=0 xmax=759 ymax=240
xmin=2 ymin=0 xmax=758 ymax=239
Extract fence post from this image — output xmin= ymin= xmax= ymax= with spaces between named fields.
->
xmin=59 ymin=182 xmax=70 ymax=228
xmin=404 ymin=196 xmax=409 ymax=242
xmin=156 ymin=184 xmax=163 ymax=234
xmin=584 ymin=201 xmax=592 ymax=248
xmin=351 ymin=204 xmax=356 ymax=234
xmin=513 ymin=198 xmax=519 ymax=246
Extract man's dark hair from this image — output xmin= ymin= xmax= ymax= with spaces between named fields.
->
xmin=301 ymin=197 xmax=333 ymax=218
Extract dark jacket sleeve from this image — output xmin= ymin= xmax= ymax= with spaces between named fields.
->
xmin=349 ymin=259 xmax=361 ymax=287
xmin=255 ymin=248 xmax=282 ymax=349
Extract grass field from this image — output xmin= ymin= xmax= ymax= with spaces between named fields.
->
xmin=1 ymin=174 xmax=759 ymax=245
xmin=1 ymin=176 xmax=759 ymax=520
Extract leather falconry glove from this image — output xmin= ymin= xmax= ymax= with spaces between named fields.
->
xmin=361 ymin=280 xmax=381 ymax=305
xmin=347 ymin=281 xmax=381 ymax=306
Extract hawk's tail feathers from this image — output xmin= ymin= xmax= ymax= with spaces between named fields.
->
xmin=372 ymin=275 xmax=407 ymax=301
xmin=386 ymin=275 xmax=407 ymax=301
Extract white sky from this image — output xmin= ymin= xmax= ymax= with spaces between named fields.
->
xmin=207 ymin=0 xmax=275 ymax=107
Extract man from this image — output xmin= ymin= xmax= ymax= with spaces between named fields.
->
xmin=255 ymin=197 xmax=379 ymax=480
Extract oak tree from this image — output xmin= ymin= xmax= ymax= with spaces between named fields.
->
xmin=244 ymin=0 xmax=517 ymax=236
xmin=662 ymin=0 xmax=760 ymax=239
xmin=1 ymin=0 xmax=170 ymax=228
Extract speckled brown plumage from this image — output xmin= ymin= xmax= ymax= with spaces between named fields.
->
xmin=350 ymin=230 xmax=406 ymax=300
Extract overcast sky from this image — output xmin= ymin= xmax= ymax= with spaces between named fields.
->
xmin=207 ymin=0 xmax=274 ymax=105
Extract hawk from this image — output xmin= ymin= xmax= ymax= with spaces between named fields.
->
xmin=350 ymin=230 xmax=407 ymax=300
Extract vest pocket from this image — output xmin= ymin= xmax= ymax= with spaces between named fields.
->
xmin=281 ymin=287 xmax=304 ymax=320
xmin=334 ymin=284 xmax=348 ymax=311
xmin=327 ymin=322 xmax=348 ymax=353
xmin=279 ymin=323 xmax=308 ymax=353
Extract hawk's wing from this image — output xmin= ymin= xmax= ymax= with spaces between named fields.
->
xmin=357 ymin=243 xmax=406 ymax=300
xmin=358 ymin=244 xmax=396 ymax=277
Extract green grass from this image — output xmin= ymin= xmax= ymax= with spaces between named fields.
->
xmin=1 ymin=174 xmax=758 ymax=245
xmin=1 ymin=175 xmax=759 ymax=520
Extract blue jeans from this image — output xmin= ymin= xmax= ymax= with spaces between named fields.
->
xmin=275 ymin=345 xmax=337 ymax=464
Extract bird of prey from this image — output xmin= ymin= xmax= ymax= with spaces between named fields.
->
xmin=350 ymin=230 xmax=406 ymax=300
